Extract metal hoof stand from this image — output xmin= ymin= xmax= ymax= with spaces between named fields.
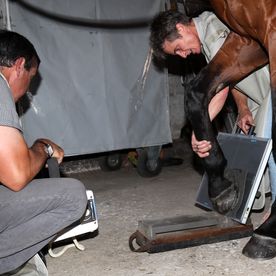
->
xmin=129 ymin=213 xmax=253 ymax=253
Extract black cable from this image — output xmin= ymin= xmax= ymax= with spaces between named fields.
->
xmin=12 ymin=0 xmax=152 ymax=29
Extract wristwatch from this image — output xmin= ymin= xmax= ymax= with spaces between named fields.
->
xmin=39 ymin=141 xmax=54 ymax=158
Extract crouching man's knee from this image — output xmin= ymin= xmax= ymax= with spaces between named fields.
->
xmin=58 ymin=178 xmax=88 ymax=222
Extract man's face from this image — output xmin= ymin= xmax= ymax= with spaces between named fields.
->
xmin=9 ymin=58 xmax=38 ymax=102
xmin=162 ymin=23 xmax=201 ymax=59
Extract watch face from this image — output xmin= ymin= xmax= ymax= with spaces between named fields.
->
xmin=39 ymin=140 xmax=54 ymax=158
xmin=47 ymin=144 xmax=54 ymax=157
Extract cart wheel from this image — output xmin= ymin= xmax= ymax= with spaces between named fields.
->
xmin=98 ymin=153 xmax=123 ymax=171
xmin=136 ymin=149 xmax=162 ymax=177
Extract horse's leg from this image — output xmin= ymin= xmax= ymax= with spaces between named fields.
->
xmin=243 ymin=31 xmax=276 ymax=260
xmin=186 ymin=32 xmax=267 ymax=214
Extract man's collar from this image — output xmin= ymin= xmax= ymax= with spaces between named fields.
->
xmin=0 ymin=72 xmax=10 ymax=88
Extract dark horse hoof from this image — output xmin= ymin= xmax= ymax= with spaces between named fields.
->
xmin=210 ymin=168 xmax=247 ymax=215
xmin=210 ymin=183 xmax=238 ymax=214
xmin=242 ymin=233 xmax=276 ymax=260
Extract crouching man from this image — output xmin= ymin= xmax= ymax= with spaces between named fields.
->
xmin=0 ymin=30 xmax=87 ymax=275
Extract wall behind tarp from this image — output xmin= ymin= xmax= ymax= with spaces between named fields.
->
xmin=8 ymin=0 xmax=171 ymax=156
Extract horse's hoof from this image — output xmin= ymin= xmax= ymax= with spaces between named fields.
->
xmin=242 ymin=233 xmax=276 ymax=260
xmin=210 ymin=168 xmax=248 ymax=215
xmin=210 ymin=183 xmax=238 ymax=214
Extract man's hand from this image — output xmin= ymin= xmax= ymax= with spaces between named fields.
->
xmin=35 ymin=138 xmax=64 ymax=164
xmin=191 ymin=132 xmax=212 ymax=158
xmin=232 ymin=88 xmax=254 ymax=134
xmin=190 ymin=86 xmax=227 ymax=158
xmin=237 ymin=107 xmax=254 ymax=134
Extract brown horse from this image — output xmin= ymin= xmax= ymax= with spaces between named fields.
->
xmin=186 ymin=0 xmax=276 ymax=259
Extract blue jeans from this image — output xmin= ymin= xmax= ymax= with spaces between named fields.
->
xmin=264 ymin=98 xmax=276 ymax=202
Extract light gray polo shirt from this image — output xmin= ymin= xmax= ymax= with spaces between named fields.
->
xmin=0 ymin=73 xmax=22 ymax=132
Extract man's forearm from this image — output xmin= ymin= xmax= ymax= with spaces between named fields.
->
xmin=231 ymin=88 xmax=254 ymax=132
xmin=208 ymin=87 xmax=229 ymax=121
xmin=29 ymin=140 xmax=49 ymax=176
xmin=231 ymin=88 xmax=249 ymax=113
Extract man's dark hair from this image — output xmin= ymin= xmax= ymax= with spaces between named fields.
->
xmin=0 ymin=30 xmax=40 ymax=70
xmin=150 ymin=10 xmax=190 ymax=61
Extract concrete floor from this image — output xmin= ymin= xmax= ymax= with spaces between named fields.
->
xmin=46 ymin=145 xmax=276 ymax=276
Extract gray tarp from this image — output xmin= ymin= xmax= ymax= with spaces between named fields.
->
xmin=8 ymin=0 xmax=171 ymax=156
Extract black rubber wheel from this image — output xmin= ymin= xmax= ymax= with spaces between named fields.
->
xmin=136 ymin=150 xmax=162 ymax=177
xmin=98 ymin=153 xmax=123 ymax=171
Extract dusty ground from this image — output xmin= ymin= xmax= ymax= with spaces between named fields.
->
xmin=46 ymin=147 xmax=276 ymax=276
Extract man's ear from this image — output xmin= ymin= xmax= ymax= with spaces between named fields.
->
xmin=176 ymin=23 xmax=184 ymax=33
xmin=14 ymin=57 xmax=26 ymax=77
